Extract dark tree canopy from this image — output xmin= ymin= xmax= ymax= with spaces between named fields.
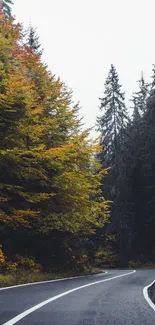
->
xmin=97 ymin=64 xmax=155 ymax=267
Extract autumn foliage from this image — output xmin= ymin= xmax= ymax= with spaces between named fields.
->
xmin=0 ymin=14 xmax=109 ymax=270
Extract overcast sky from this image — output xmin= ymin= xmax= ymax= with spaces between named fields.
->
xmin=13 ymin=0 xmax=155 ymax=137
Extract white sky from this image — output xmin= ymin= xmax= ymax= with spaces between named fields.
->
xmin=13 ymin=0 xmax=155 ymax=138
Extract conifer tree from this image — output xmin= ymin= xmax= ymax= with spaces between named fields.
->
xmin=132 ymin=72 xmax=148 ymax=116
xmin=0 ymin=14 xmax=109 ymax=235
xmin=26 ymin=25 xmax=43 ymax=56
xmin=97 ymin=64 xmax=129 ymax=170
xmin=97 ymin=65 xmax=130 ymax=266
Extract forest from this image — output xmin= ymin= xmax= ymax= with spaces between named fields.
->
xmin=0 ymin=1 xmax=155 ymax=284
xmin=97 ymin=64 xmax=155 ymax=268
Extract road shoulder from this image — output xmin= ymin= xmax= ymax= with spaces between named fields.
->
xmin=143 ymin=279 xmax=155 ymax=310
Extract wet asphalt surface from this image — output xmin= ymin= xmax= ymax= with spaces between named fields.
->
xmin=0 ymin=269 xmax=155 ymax=325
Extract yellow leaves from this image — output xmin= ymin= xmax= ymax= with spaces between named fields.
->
xmin=0 ymin=13 xmax=20 ymax=45
xmin=17 ymin=124 xmax=45 ymax=143
xmin=0 ymin=15 xmax=110 ymax=235
xmin=45 ymin=143 xmax=75 ymax=157
xmin=25 ymin=192 xmax=56 ymax=204
xmin=0 ymin=210 xmax=9 ymax=223
xmin=11 ymin=255 xmax=42 ymax=273
xmin=30 ymin=105 xmax=44 ymax=115
xmin=0 ymin=209 xmax=39 ymax=227
xmin=1 ymin=255 xmax=42 ymax=273
xmin=0 ymin=248 xmax=5 ymax=264
xmin=31 ymin=144 xmax=46 ymax=152
xmin=95 ymin=247 xmax=109 ymax=258
xmin=6 ymin=73 xmax=35 ymax=98
xmin=6 ymin=262 xmax=18 ymax=272
xmin=0 ymin=197 xmax=8 ymax=203
xmin=13 ymin=209 xmax=39 ymax=217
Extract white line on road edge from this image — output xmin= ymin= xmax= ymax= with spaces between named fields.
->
xmin=143 ymin=279 xmax=155 ymax=311
xmin=3 ymin=270 xmax=136 ymax=325
xmin=0 ymin=272 xmax=108 ymax=292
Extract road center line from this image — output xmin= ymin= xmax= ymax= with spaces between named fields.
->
xmin=3 ymin=270 xmax=136 ymax=325
xmin=143 ymin=279 xmax=155 ymax=311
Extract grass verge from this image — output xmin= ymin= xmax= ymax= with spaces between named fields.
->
xmin=0 ymin=267 xmax=104 ymax=288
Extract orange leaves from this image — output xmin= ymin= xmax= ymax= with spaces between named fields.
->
xmin=0 ymin=16 xmax=109 ymax=235
xmin=0 ymin=247 xmax=5 ymax=265
xmin=30 ymin=105 xmax=44 ymax=115
xmin=6 ymin=73 xmax=35 ymax=97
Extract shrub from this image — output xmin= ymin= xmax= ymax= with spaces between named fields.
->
xmin=0 ymin=245 xmax=5 ymax=265
xmin=13 ymin=255 xmax=42 ymax=273
xmin=95 ymin=247 xmax=118 ymax=266
xmin=6 ymin=262 xmax=18 ymax=272
xmin=128 ymin=260 xmax=142 ymax=268
xmin=0 ymin=252 xmax=42 ymax=274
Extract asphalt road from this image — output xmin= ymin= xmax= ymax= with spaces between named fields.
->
xmin=0 ymin=269 xmax=155 ymax=325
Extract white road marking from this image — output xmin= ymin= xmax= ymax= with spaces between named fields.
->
xmin=143 ymin=279 xmax=155 ymax=311
xmin=0 ymin=272 xmax=107 ymax=291
xmin=2 ymin=270 xmax=136 ymax=325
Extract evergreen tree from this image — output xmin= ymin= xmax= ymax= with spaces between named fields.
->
xmin=97 ymin=65 xmax=130 ymax=266
xmin=150 ymin=64 xmax=155 ymax=92
xmin=26 ymin=25 xmax=43 ymax=56
xmin=136 ymin=83 xmax=155 ymax=259
xmin=116 ymin=68 xmax=155 ymax=264
xmin=130 ymin=96 xmax=141 ymax=124
xmin=132 ymin=72 xmax=148 ymax=116
xmin=133 ymin=103 xmax=141 ymax=123
xmin=95 ymin=64 xmax=155 ymax=267
xmin=97 ymin=64 xmax=129 ymax=169
xmin=0 ymin=15 xmax=110 ymax=269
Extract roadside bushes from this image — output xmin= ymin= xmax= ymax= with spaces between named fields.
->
xmin=0 ymin=245 xmax=42 ymax=274
xmin=0 ymin=245 xmax=5 ymax=265
xmin=13 ymin=255 xmax=42 ymax=273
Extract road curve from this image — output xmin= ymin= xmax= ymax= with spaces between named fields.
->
xmin=0 ymin=269 xmax=155 ymax=325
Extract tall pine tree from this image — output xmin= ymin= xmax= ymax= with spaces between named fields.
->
xmin=131 ymin=72 xmax=148 ymax=117
xmin=97 ymin=64 xmax=129 ymax=170
xmin=97 ymin=64 xmax=130 ymax=266
xmin=26 ymin=25 xmax=43 ymax=56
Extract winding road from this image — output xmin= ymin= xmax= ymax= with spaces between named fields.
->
xmin=0 ymin=269 xmax=155 ymax=324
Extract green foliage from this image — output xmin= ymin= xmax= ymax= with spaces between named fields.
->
xmin=94 ymin=234 xmax=118 ymax=267
xmin=97 ymin=64 xmax=129 ymax=167
xmin=128 ymin=260 xmax=142 ymax=269
xmin=97 ymin=65 xmax=130 ymax=266
xmin=0 ymin=268 xmax=104 ymax=288
xmin=131 ymin=72 xmax=149 ymax=117
xmin=0 ymin=14 xmax=110 ymax=271
xmin=97 ymin=64 xmax=155 ymax=266
xmin=0 ymin=15 xmax=109 ymax=234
